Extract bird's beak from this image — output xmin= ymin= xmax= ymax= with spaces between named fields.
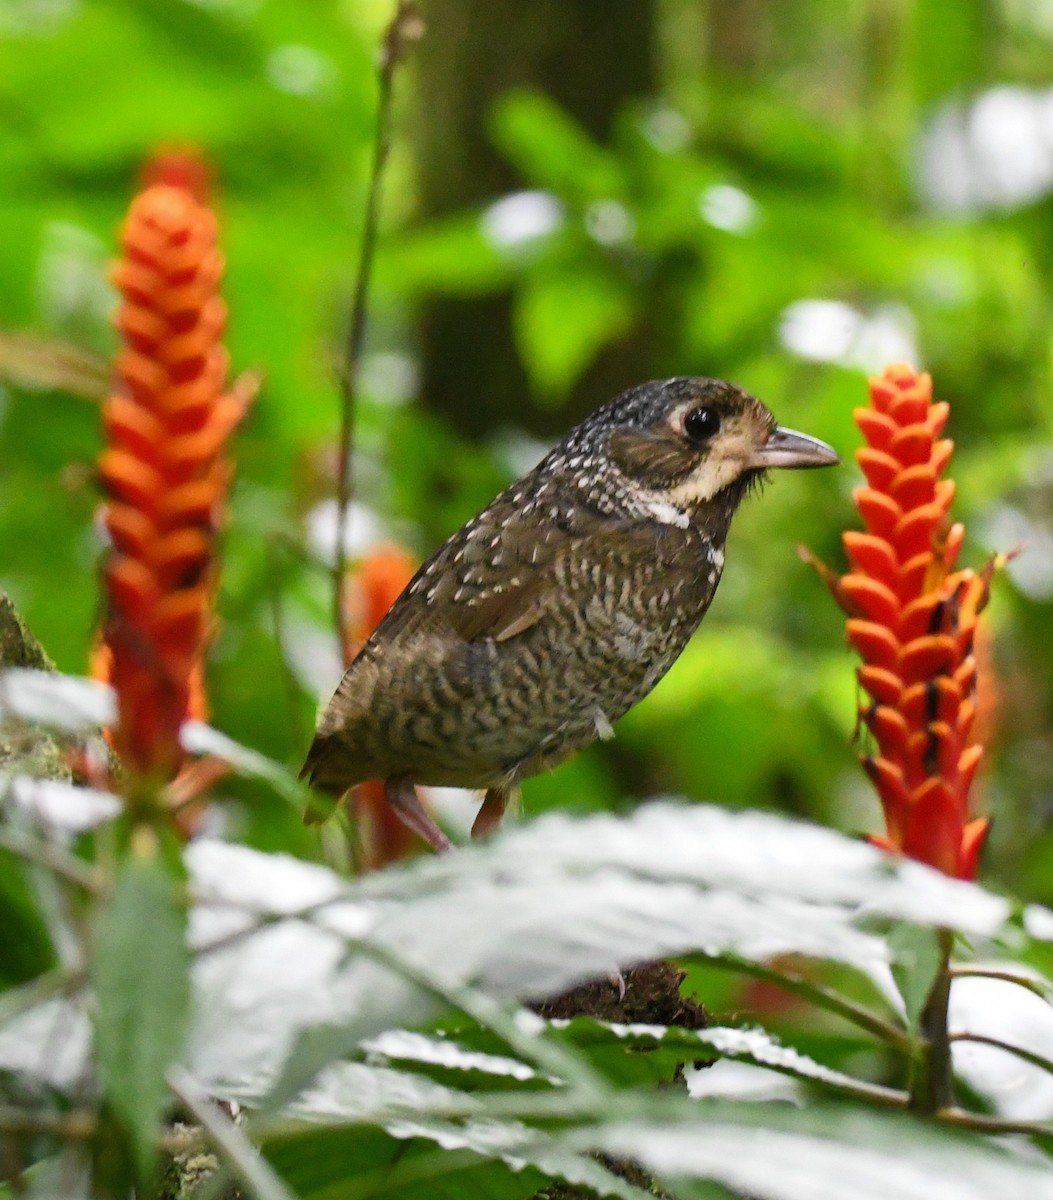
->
xmin=750 ymin=425 xmax=840 ymax=470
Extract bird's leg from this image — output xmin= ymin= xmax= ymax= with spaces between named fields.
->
xmin=471 ymin=785 xmax=520 ymax=840
xmin=384 ymin=774 xmax=453 ymax=854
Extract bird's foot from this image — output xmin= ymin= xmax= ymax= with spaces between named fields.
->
xmin=471 ymin=785 xmax=520 ymax=839
xmin=385 ymin=774 xmax=453 ymax=854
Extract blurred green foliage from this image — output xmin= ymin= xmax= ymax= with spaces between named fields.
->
xmin=2 ymin=0 xmax=1053 ymax=908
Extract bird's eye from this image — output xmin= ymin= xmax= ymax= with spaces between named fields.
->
xmin=683 ymin=405 xmax=721 ymax=445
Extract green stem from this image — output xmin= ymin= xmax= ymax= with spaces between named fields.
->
xmin=909 ymin=928 xmax=955 ymax=1113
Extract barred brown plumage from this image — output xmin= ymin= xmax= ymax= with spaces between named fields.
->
xmin=302 ymin=376 xmax=838 ymax=851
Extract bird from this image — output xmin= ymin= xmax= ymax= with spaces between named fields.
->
xmin=301 ymin=376 xmax=839 ymax=852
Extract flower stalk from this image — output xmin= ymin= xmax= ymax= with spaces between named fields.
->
xmin=910 ymin=929 xmax=955 ymax=1113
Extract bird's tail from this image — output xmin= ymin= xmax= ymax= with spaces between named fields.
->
xmin=300 ymin=734 xmax=349 ymax=825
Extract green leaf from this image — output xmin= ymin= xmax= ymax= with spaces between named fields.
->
xmin=0 ymin=849 xmax=55 ymax=986
xmin=91 ymin=844 xmax=189 ymax=1178
xmin=514 ymin=265 xmax=635 ymax=398
xmin=889 ymin=923 xmax=945 ymax=1036
xmin=178 ymin=804 xmax=1009 ymax=1106
xmin=262 ymin=1110 xmax=653 ymax=1200
xmin=490 ymin=90 xmax=624 ymax=199
xmin=912 ymin=0 xmax=984 ymax=105
xmin=0 ymin=668 xmax=114 ymax=732
xmin=379 ymin=215 xmax=513 ymax=296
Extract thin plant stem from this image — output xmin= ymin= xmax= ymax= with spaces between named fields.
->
xmin=701 ymin=954 xmax=912 ymax=1053
xmin=0 ymin=966 xmax=82 ymax=1030
xmin=0 ymin=827 xmax=102 ymax=894
xmin=909 ymin=927 xmax=955 ymax=1113
xmin=0 ymin=1106 xmax=96 ymax=1141
xmin=722 ymin=1059 xmax=907 ymax=1109
xmin=949 ymin=1031 xmax=1053 ymax=1079
xmin=950 ymin=964 xmax=1051 ymax=1001
xmin=937 ymin=1107 xmax=1053 ymax=1138
xmin=332 ymin=0 xmax=423 ymax=653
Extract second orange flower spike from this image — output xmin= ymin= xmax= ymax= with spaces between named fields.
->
xmin=807 ymin=364 xmax=998 ymax=879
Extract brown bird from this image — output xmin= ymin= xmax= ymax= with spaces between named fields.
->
xmin=302 ymin=377 xmax=838 ymax=851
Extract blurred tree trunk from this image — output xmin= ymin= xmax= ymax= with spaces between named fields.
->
xmin=414 ymin=0 xmax=658 ymax=438
xmin=706 ymin=0 xmax=777 ymax=76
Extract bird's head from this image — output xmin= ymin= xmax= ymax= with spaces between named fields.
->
xmin=571 ymin=376 xmax=839 ymax=527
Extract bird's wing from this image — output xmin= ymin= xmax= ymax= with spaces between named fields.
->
xmin=368 ymin=506 xmax=688 ymax=650
xmin=302 ymin=507 xmax=586 ymax=799
xmin=301 ymin=510 xmax=700 ymax=809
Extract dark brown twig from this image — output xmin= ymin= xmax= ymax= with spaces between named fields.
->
xmin=332 ymin=0 xmax=424 ymax=650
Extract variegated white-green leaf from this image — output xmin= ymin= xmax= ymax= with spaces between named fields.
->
xmin=552 ymin=1018 xmax=903 ymax=1102
xmin=0 ymin=669 xmax=114 ymax=732
xmin=572 ymin=1104 xmax=1053 ymax=1200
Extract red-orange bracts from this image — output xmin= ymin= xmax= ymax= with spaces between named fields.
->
xmin=809 ymin=364 xmax=996 ymax=879
xmin=99 ymin=184 xmax=246 ymax=783
xmin=343 ymin=544 xmax=419 ymax=870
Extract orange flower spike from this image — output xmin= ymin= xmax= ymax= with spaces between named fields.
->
xmin=343 ymin=544 xmax=421 ymax=871
xmin=858 ymin=665 xmax=903 ymax=707
xmin=807 ymin=364 xmax=998 ymax=879
xmin=843 ymin=532 xmax=900 ymax=586
xmin=100 ymin=182 xmax=247 ymax=792
xmin=140 ymin=146 xmax=215 ymax=206
xmin=340 ymin=544 xmax=418 ymax=668
xmin=846 ymin=620 xmax=899 ymax=671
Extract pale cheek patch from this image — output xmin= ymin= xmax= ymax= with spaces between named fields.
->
xmin=666 ymin=436 xmax=753 ymax=506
